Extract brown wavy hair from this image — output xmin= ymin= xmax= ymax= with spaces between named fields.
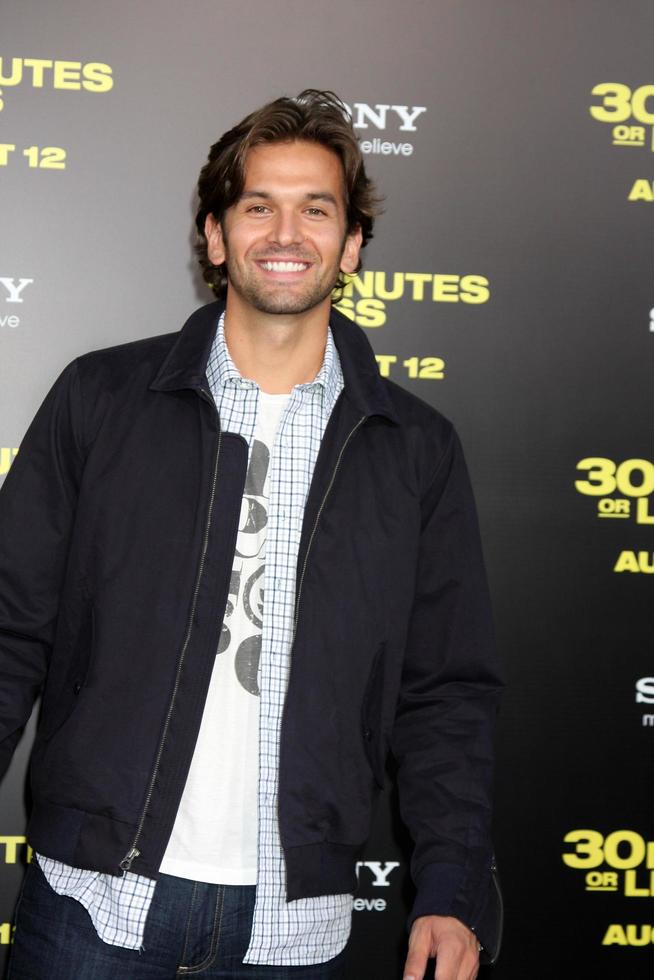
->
xmin=194 ymin=89 xmax=383 ymax=297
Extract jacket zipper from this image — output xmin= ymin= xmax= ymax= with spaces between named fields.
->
xmin=119 ymin=391 xmax=221 ymax=872
xmin=291 ymin=414 xmax=367 ymax=648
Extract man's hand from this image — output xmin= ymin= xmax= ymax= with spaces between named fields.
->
xmin=403 ymin=915 xmax=480 ymax=980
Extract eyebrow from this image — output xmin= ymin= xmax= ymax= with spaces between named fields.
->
xmin=240 ymin=190 xmax=339 ymax=207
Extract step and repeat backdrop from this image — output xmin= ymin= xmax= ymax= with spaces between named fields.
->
xmin=1 ymin=2 xmax=653 ymax=977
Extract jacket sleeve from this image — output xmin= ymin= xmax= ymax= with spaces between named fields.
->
xmin=0 ymin=360 xmax=85 ymax=780
xmin=390 ymin=424 xmax=503 ymax=957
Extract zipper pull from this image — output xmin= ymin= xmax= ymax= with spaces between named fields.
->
xmin=119 ymin=846 xmax=140 ymax=872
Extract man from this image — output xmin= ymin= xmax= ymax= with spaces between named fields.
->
xmin=1 ymin=90 xmax=502 ymax=979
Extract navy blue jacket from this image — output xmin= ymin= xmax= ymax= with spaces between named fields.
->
xmin=0 ymin=301 xmax=503 ymax=958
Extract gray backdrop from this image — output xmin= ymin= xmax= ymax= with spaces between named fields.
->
xmin=2 ymin=2 xmax=654 ymax=976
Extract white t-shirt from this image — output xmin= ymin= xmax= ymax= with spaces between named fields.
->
xmin=160 ymin=390 xmax=290 ymax=884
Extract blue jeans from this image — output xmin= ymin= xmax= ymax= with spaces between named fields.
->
xmin=7 ymin=861 xmax=349 ymax=979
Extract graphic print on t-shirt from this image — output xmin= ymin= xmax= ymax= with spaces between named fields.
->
xmin=159 ymin=390 xmax=290 ymax=884
xmin=218 ymin=438 xmax=270 ymax=696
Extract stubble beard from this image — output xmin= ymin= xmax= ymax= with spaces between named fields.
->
xmin=221 ymin=228 xmax=348 ymax=316
xmin=225 ymin=256 xmax=339 ymax=315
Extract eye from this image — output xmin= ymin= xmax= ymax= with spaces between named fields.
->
xmin=305 ymin=207 xmax=327 ymax=217
xmin=246 ymin=204 xmax=270 ymax=214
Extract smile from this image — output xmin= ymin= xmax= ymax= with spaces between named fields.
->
xmin=259 ymin=261 xmax=311 ymax=272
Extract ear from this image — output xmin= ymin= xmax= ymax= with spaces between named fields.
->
xmin=340 ymin=225 xmax=363 ymax=276
xmin=205 ymin=214 xmax=226 ymax=266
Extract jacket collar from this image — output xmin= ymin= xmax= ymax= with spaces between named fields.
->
xmin=150 ymin=300 xmax=399 ymax=424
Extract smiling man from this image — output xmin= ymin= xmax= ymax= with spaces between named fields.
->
xmin=209 ymin=140 xmax=360 ymax=318
xmin=1 ymin=90 xmax=503 ymax=980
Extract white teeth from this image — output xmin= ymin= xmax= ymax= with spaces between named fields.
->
xmin=262 ymin=261 xmax=308 ymax=272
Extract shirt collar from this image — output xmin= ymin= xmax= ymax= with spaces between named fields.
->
xmin=151 ymin=300 xmax=397 ymax=425
xmin=207 ymin=310 xmax=342 ymax=400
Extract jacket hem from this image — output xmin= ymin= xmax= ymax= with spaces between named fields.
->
xmin=284 ymin=841 xmax=363 ymax=901
xmin=27 ymin=800 xmax=137 ymax=876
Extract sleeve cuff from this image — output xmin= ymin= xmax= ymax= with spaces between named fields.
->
xmin=407 ymin=860 xmax=503 ymax=965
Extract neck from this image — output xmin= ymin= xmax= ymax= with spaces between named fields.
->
xmin=222 ymin=291 xmax=331 ymax=394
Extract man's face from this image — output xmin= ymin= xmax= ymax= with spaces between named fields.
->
xmin=205 ymin=140 xmax=362 ymax=316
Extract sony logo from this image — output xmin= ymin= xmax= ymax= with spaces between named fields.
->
xmin=0 ymin=277 xmax=34 ymax=303
xmin=343 ymin=103 xmax=427 ymax=132
xmin=355 ymin=860 xmax=401 ymax=886
xmin=636 ymin=677 xmax=654 ymax=704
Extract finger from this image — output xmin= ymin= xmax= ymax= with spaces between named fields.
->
xmin=464 ymin=955 xmax=480 ymax=980
xmin=434 ymin=936 xmax=480 ymax=980
xmin=433 ymin=941 xmax=460 ymax=980
xmin=403 ymin=951 xmax=428 ymax=980
xmin=403 ymin=936 xmax=430 ymax=980
xmin=459 ymin=947 xmax=480 ymax=980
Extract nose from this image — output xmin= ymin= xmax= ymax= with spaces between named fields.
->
xmin=267 ymin=207 xmax=304 ymax=247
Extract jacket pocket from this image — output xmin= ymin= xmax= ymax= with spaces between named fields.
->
xmin=361 ymin=642 xmax=388 ymax=788
xmin=40 ymin=603 xmax=95 ymax=743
